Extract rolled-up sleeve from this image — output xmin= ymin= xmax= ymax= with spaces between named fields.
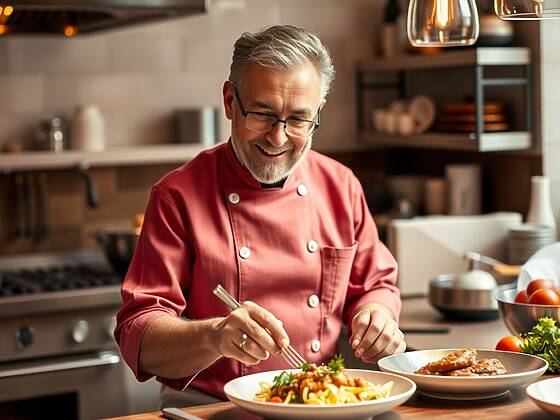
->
xmin=114 ymin=186 xmax=191 ymax=384
xmin=342 ymin=177 xmax=400 ymax=327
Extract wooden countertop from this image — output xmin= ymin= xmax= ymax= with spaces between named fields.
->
xmin=105 ymin=298 xmax=557 ymax=420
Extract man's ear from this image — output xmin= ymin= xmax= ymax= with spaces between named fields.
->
xmin=223 ymin=81 xmax=234 ymax=120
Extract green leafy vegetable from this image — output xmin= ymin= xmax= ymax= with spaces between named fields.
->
xmin=521 ymin=317 xmax=560 ymax=373
xmin=300 ymin=362 xmax=311 ymax=372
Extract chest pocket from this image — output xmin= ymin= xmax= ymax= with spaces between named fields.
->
xmin=320 ymin=243 xmax=358 ymax=318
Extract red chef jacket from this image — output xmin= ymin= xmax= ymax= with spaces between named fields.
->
xmin=114 ymin=140 xmax=400 ymax=399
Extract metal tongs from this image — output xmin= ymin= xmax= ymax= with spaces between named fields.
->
xmin=212 ymin=284 xmax=307 ymax=369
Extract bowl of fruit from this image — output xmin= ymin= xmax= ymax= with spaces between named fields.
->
xmin=495 ymin=279 xmax=560 ymax=336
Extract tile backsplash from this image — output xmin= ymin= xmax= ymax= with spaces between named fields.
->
xmin=0 ymin=0 xmax=381 ymax=151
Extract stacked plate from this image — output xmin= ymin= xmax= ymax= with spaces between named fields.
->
xmin=507 ymin=224 xmax=557 ymax=264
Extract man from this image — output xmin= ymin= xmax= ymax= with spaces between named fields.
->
xmin=115 ymin=25 xmax=405 ymax=408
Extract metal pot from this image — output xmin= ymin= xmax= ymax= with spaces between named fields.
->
xmin=94 ymin=228 xmax=139 ymax=278
xmin=428 ymin=274 xmax=501 ymax=321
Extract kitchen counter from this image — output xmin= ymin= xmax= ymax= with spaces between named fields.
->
xmin=105 ymin=298 xmax=556 ymax=420
xmin=400 ymin=297 xmax=511 ymax=350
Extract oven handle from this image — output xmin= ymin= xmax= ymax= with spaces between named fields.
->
xmin=0 ymin=351 xmax=121 ymax=378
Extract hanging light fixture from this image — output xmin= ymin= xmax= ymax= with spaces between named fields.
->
xmin=407 ymin=0 xmax=480 ymax=47
xmin=495 ymin=0 xmax=560 ymax=19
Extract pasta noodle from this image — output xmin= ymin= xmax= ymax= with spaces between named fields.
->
xmin=254 ymin=355 xmax=393 ymax=405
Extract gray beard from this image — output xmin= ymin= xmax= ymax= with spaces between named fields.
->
xmin=231 ymin=136 xmax=312 ymax=184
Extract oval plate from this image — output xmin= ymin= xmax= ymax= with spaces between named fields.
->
xmin=378 ymin=349 xmax=548 ymax=400
xmin=224 ymin=369 xmax=416 ymax=419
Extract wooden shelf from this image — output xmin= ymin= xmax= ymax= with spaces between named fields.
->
xmin=357 ymin=47 xmax=530 ymax=72
xmin=0 ymin=144 xmax=208 ymax=172
xmin=359 ymin=131 xmax=532 ymax=152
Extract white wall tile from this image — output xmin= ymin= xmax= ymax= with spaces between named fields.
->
xmin=44 ymin=73 xmax=147 ymax=111
xmin=182 ymin=39 xmax=231 ymax=75
xmin=103 ymin=108 xmax=173 ymax=146
xmin=541 ymin=21 xmax=560 ymax=63
xmin=541 ymin=103 xmax=560 ymax=144
xmin=279 ymin=0 xmax=358 ymax=39
xmin=7 ymin=36 xmax=107 ymax=73
xmin=144 ymin=74 xmax=224 ymax=109
xmin=107 ymin=36 xmax=182 ymax=73
xmin=550 ymin=182 xmax=560 ymax=237
xmin=543 ymin=143 xmax=560 ymax=183
xmin=540 ymin=62 xmax=560 ymax=106
xmin=0 ymin=75 xmax=44 ymax=113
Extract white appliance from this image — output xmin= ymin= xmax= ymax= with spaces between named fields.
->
xmin=388 ymin=212 xmax=522 ymax=296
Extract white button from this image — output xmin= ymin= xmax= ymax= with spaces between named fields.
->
xmin=239 ymin=246 xmax=251 ymax=259
xmin=228 ymin=192 xmax=240 ymax=204
xmin=311 ymin=339 xmax=321 ymax=352
xmin=297 ymin=184 xmax=308 ymax=196
xmin=308 ymin=294 xmax=319 ymax=308
xmin=307 ymin=240 xmax=318 ymax=253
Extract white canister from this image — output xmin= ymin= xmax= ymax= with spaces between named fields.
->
xmin=527 ymin=176 xmax=557 ymax=230
xmin=445 ymin=164 xmax=482 ymax=215
xmin=71 ymin=105 xmax=106 ymax=152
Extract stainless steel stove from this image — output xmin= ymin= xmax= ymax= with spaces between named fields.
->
xmin=0 ymin=250 xmax=128 ymax=420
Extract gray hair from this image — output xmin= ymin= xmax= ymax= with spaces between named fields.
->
xmin=229 ymin=25 xmax=335 ymax=100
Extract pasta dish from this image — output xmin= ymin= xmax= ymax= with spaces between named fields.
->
xmin=254 ymin=355 xmax=393 ymax=404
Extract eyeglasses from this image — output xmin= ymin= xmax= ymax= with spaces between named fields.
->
xmin=233 ymin=86 xmax=320 ymax=138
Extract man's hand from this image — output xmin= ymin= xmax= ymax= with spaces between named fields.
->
xmin=212 ymin=301 xmax=290 ymax=366
xmin=349 ymin=306 xmax=406 ymax=363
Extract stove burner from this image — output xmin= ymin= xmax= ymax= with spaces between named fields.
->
xmin=0 ymin=265 xmax=121 ymax=297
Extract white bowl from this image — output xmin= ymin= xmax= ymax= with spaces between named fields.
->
xmin=224 ymin=369 xmax=416 ymax=420
xmin=527 ymin=377 xmax=560 ymax=417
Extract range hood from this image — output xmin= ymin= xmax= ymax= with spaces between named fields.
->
xmin=1 ymin=0 xmax=207 ymax=36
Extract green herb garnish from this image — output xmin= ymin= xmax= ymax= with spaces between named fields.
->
xmin=272 ymin=371 xmax=296 ymax=387
xmin=327 ymin=354 xmax=345 ymax=374
xmin=521 ymin=317 xmax=560 ymax=373
xmin=300 ymin=362 xmax=311 ymax=372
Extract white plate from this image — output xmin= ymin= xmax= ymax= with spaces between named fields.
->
xmin=527 ymin=377 xmax=560 ymax=417
xmin=224 ymin=369 xmax=416 ymax=420
xmin=378 ymin=349 xmax=548 ymax=400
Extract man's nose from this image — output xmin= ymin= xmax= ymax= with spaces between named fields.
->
xmin=265 ymin=122 xmax=289 ymax=148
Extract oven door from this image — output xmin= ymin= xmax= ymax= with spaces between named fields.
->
xmin=0 ymin=350 xmax=128 ymax=420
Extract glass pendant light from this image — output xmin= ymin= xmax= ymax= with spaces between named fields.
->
xmin=495 ymin=0 xmax=560 ymax=19
xmin=407 ymin=0 xmax=480 ymax=46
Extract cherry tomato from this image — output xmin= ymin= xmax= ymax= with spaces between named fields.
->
xmin=514 ymin=290 xmax=528 ymax=303
xmin=528 ymin=288 xmax=560 ymax=306
xmin=495 ymin=335 xmax=524 ymax=352
xmin=526 ymin=279 xmax=556 ymax=297
xmin=270 ymin=396 xmax=283 ymax=403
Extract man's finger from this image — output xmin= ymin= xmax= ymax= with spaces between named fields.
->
xmin=350 ymin=309 xmax=372 ymax=350
xmin=242 ymin=301 xmax=290 ymax=352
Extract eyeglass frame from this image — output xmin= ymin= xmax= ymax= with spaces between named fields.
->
xmin=233 ymin=86 xmax=320 ymax=137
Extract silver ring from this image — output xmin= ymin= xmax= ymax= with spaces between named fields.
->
xmin=239 ymin=333 xmax=248 ymax=349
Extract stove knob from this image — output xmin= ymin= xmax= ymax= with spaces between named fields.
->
xmin=15 ymin=326 xmax=34 ymax=349
xmin=71 ymin=320 xmax=90 ymax=344
xmin=105 ymin=316 xmax=117 ymax=339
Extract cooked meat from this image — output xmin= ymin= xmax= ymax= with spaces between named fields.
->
xmin=415 ymin=348 xmax=478 ymax=375
xmin=447 ymin=358 xmax=507 ymax=376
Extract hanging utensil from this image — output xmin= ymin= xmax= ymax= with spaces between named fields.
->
xmin=14 ymin=174 xmax=25 ymax=239
xmin=34 ymin=172 xmax=48 ymax=240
